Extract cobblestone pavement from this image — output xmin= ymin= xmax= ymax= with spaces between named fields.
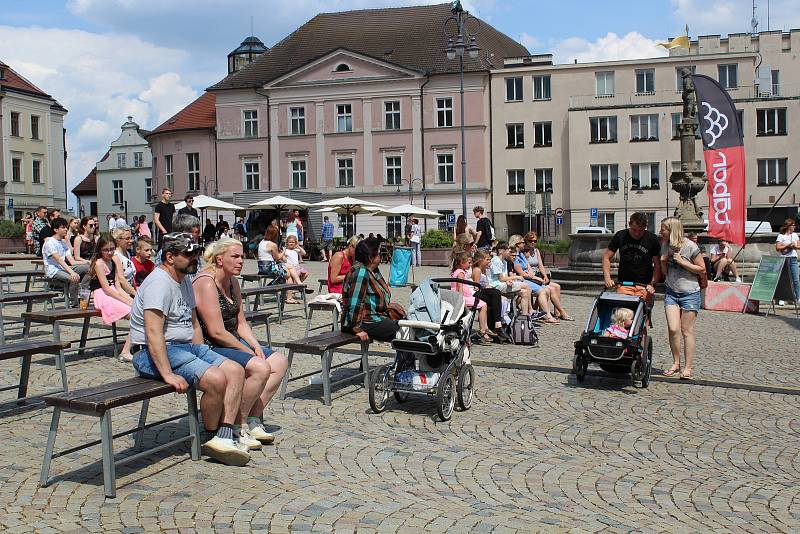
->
xmin=0 ymin=259 xmax=798 ymax=533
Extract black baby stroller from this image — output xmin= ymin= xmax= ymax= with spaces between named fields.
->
xmin=368 ymin=278 xmax=481 ymax=421
xmin=572 ymin=284 xmax=653 ymax=388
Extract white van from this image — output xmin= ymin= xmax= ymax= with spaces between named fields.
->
xmin=575 ymin=226 xmax=613 ymax=234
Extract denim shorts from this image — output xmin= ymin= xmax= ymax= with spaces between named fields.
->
xmin=210 ymin=341 xmax=276 ymax=368
xmin=133 ymin=343 xmax=227 ymax=387
xmin=664 ymin=287 xmax=702 ymax=312
xmin=525 ymin=279 xmax=544 ymax=293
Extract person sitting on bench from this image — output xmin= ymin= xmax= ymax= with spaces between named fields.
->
xmin=42 ymin=217 xmax=89 ymax=306
xmin=130 ymin=232 xmax=251 ymax=466
xmin=327 ymin=235 xmax=359 ymax=294
xmin=193 ymin=238 xmax=288 ymax=449
xmin=710 ymin=239 xmax=741 ymax=282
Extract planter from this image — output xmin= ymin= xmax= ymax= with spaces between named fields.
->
xmin=421 ymin=247 xmax=452 ymax=267
xmin=0 ymin=237 xmax=25 ymax=254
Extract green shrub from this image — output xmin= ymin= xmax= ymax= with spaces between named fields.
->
xmin=421 ymin=229 xmax=453 ymax=248
xmin=0 ymin=220 xmax=24 ymax=238
xmin=537 ymin=239 xmax=571 ymax=253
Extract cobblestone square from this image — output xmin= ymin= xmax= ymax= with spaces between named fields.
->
xmin=0 ymin=260 xmax=798 ymax=533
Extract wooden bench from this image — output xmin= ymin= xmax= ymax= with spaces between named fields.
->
xmin=40 ymin=377 xmax=201 ymax=498
xmin=241 ymin=283 xmax=309 ymax=324
xmin=22 ymin=308 xmax=121 ymax=359
xmin=304 ymin=300 xmax=340 ymax=337
xmin=317 ymin=278 xmax=328 ymax=293
xmin=278 ymin=331 xmax=370 ymax=406
xmin=0 ymin=340 xmax=71 ymax=404
xmin=243 ymin=309 xmax=272 ymax=347
xmin=0 ymin=290 xmax=59 ymax=344
xmin=0 ymin=269 xmax=43 ymax=292
xmin=240 ymin=273 xmax=279 ymax=287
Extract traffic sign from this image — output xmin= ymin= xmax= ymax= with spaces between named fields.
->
xmin=589 ymin=207 xmax=598 ymax=218
xmin=554 ymin=207 xmax=564 ymax=217
xmin=555 ymin=216 xmax=564 ymax=225
xmin=446 ymin=213 xmax=456 ymax=227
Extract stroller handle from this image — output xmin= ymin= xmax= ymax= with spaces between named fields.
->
xmin=431 ymin=277 xmax=483 ymax=290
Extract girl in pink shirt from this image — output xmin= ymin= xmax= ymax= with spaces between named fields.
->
xmin=451 ymin=252 xmax=494 ymax=343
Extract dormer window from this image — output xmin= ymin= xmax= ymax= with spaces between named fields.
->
xmin=335 ymin=63 xmax=351 ymax=72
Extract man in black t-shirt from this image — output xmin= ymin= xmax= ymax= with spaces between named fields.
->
xmin=474 ymin=206 xmax=494 ymax=250
xmin=602 ymin=212 xmax=662 ymax=303
xmin=177 ymin=194 xmax=199 ymax=218
xmin=153 ymin=188 xmax=175 ymax=245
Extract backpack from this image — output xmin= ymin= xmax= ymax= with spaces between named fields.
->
xmin=509 ymin=314 xmax=539 ymax=346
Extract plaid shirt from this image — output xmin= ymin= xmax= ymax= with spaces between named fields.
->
xmin=341 ymin=262 xmax=391 ymax=333
xmin=321 ymin=221 xmax=334 ymax=241
xmin=31 ymin=217 xmax=48 ymax=255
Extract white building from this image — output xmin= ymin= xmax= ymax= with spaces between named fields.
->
xmin=96 ymin=117 xmax=152 ymax=230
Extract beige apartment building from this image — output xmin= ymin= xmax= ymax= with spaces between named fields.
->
xmin=490 ymin=30 xmax=800 ymax=239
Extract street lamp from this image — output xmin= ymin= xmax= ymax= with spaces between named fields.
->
xmin=200 ymin=175 xmax=219 ymax=197
xmin=608 ymin=172 xmax=643 ymax=227
xmin=445 ymin=0 xmax=480 ymax=219
xmin=396 ymin=175 xmax=424 ymax=204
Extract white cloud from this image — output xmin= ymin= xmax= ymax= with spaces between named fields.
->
xmin=551 ymin=31 xmax=668 ymax=65
xmin=520 ymin=32 xmax=541 ymax=52
xmin=139 ymin=73 xmax=198 ymax=124
xmin=670 ymin=0 xmax=800 ymax=34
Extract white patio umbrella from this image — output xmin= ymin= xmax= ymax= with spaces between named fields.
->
xmin=174 ymin=195 xmax=243 ymax=211
xmin=311 ymin=197 xmax=384 ymax=236
xmin=247 ymin=195 xmax=311 ymax=210
xmin=371 ymin=204 xmax=441 ymax=219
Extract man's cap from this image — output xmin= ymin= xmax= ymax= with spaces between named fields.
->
xmin=161 ymin=232 xmax=203 ymax=255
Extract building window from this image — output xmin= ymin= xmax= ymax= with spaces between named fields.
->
xmin=438 ymin=210 xmax=454 ymax=232
xmin=506 ymin=124 xmax=524 ymax=148
xmin=385 ymin=101 xmax=400 ymax=130
xmin=595 ymin=71 xmax=615 ymax=97
xmin=386 ymin=215 xmax=402 ymax=238
xmin=291 ymin=160 xmax=307 ymax=189
xmin=385 ymin=156 xmax=402 ymax=185
xmin=505 ymin=77 xmax=523 ymax=101
xmin=533 ymin=75 xmax=551 ymax=100
xmin=635 ymin=69 xmax=655 ymax=94
xmin=436 ymin=97 xmax=453 ymax=127
xmin=591 ymin=164 xmax=619 ymax=191
xmin=436 ymin=153 xmax=454 ymax=183
xmin=186 ymin=153 xmax=200 ymax=191
xmin=112 ymin=179 xmax=124 ymax=204
xmin=243 ymin=110 xmax=258 ymax=137
xmin=632 ymin=163 xmax=660 ymax=189
xmin=10 ymin=112 xmax=19 ymax=137
xmin=337 ymin=157 xmax=354 ymax=187
xmin=335 ymin=63 xmax=351 ymax=72
xmin=11 ymin=158 xmax=22 ymax=182
xmin=32 ymin=160 xmax=42 ymax=184
xmin=30 ymin=115 xmax=40 ymax=140
xmin=338 ymin=214 xmax=354 ymax=237
xmin=718 ymin=64 xmax=738 ymax=89
xmin=598 ymin=212 xmax=615 ymax=233
xmin=507 ymin=169 xmax=525 ymax=194
xmin=631 ymin=114 xmax=659 ymax=141
xmin=533 ymin=121 xmax=552 ymax=147
xmin=671 ymin=113 xmax=701 ymax=139
xmin=336 ymin=104 xmax=353 ymax=132
xmin=244 ymin=162 xmax=260 ymax=190
xmin=771 ymin=69 xmax=780 ymax=96
xmin=757 ymin=158 xmax=788 ymax=186
xmin=675 ymin=66 xmax=696 ymax=91
xmin=534 ymin=168 xmax=553 ymax=193
xmin=144 ymin=178 xmax=152 ymax=202
xmin=756 ymin=108 xmax=787 ymax=136
xmin=134 ymin=152 xmax=143 ymax=168
xmin=590 ymin=116 xmax=617 ymax=143
xmin=164 ymin=155 xmax=174 ymax=191
xmin=290 ymin=107 xmax=305 ymax=135
xmin=117 ymin=153 xmax=127 ymax=169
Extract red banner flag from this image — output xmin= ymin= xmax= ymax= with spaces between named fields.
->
xmin=692 ymin=74 xmax=746 ymax=245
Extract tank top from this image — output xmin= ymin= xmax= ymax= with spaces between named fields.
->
xmin=115 ymin=250 xmax=136 ymax=283
xmin=193 ymin=273 xmax=240 ymax=341
xmin=79 ymin=236 xmax=95 ymax=260
xmin=327 ymin=252 xmax=351 ymax=294
xmin=89 ymin=260 xmax=116 ymax=291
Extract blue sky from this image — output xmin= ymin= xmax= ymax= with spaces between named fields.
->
xmin=1 ymin=0 xmax=798 ymax=209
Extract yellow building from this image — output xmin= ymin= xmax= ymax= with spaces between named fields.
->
xmin=0 ymin=60 xmax=67 ymax=220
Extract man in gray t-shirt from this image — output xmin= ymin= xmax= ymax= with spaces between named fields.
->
xmin=130 ymin=232 xmax=250 ymax=466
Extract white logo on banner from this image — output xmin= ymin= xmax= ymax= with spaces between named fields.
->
xmin=701 ymin=102 xmax=729 ymax=147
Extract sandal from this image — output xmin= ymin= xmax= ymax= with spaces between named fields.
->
xmin=542 ymin=318 xmax=560 ymax=325
xmin=284 ymin=298 xmax=300 ymax=304
xmin=663 ymin=367 xmax=681 ymax=377
xmin=680 ymin=371 xmax=693 ymax=380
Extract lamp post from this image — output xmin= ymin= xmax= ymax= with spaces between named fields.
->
xmin=200 ymin=175 xmax=219 ymax=197
xmin=396 ymin=176 xmax=424 ymax=204
xmin=445 ymin=0 xmax=479 ymax=219
xmin=608 ymin=172 xmax=642 ymax=228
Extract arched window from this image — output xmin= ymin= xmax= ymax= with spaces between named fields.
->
xmin=335 ymin=63 xmax=351 ymax=72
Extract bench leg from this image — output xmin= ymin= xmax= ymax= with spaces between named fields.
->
xmin=332 ymin=308 xmax=340 ymax=332
xmin=301 ymin=289 xmax=308 ymax=320
xmin=23 ymin=315 xmax=32 ymax=338
xmin=100 ymin=411 xmax=116 ymax=498
xmin=264 ymin=315 xmax=272 ymax=348
xmin=187 ymin=388 xmax=201 ymax=460
xmin=321 ymin=349 xmax=332 ymax=406
xmin=78 ymin=316 xmax=91 ymax=355
xmin=111 ymin=323 xmax=119 ymax=359
xmin=278 ymin=349 xmax=294 ymax=401
xmin=53 ymin=322 xmax=62 ymax=371
xmin=0 ymin=301 xmax=5 ymax=345
xmin=58 ymin=349 xmax=68 ymax=393
xmin=304 ymin=307 xmax=314 ymax=337
xmin=39 ymin=407 xmax=61 ymax=488
xmin=277 ymin=292 xmax=284 ymax=325
xmin=361 ymin=342 xmax=371 ymax=391
xmin=134 ymin=399 xmax=150 ymax=451
xmin=17 ymin=353 xmax=32 ymax=404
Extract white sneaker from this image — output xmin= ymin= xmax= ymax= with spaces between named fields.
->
xmin=247 ymin=423 xmax=275 ymax=445
xmin=735 ymin=277 xmax=742 ymax=283
xmin=201 ymin=436 xmax=251 ymax=466
xmin=237 ymin=429 xmax=262 ymax=450
xmin=309 ymin=373 xmax=323 ymax=385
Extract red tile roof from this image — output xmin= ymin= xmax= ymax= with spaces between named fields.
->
xmin=209 ymin=3 xmax=528 ymax=91
xmin=72 ymin=167 xmax=97 ymax=195
xmin=147 ymin=92 xmax=216 ymax=137
xmin=0 ymin=60 xmax=51 ymax=98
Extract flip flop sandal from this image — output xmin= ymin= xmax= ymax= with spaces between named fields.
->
xmin=663 ymin=368 xmax=681 ymax=377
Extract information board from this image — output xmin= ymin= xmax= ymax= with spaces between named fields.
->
xmin=748 ymin=255 xmax=795 ymax=304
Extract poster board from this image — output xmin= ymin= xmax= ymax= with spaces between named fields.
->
xmin=747 ymin=255 xmax=797 ymax=314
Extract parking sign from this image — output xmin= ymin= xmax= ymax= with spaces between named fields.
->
xmin=589 ymin=207 xmax=598 ymax=218
xmin=446 ymin=213 xmax=456 ymax=227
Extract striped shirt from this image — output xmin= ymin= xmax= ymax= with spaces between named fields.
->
xmin=341 ymin=262 xmax=391 ymax=333
xmin=321 ymin=221 xmax=334 ymax=241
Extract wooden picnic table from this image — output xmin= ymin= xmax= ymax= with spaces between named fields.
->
xmin=240 ymin=283 xmax=309 ymax=324
xmin=0 ymin=291 xmax=59 ymax=344
xmin=0 ymin=263 xmax=12 ymax=269
xmin=0 ymin=254 xmax=39 ymax=261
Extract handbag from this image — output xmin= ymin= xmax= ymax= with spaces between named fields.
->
xmin=387 ymin=302 xmax=407 ymax=321
xmin=697 ymin=269 xmax=708 ymax=290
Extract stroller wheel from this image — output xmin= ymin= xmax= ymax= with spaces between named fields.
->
xmin=457 ymin=364 xmax=475 ymax=411
xmin=575 ymin=353 xmax=588 ymax=382
xmin=641 ymin=337 xmax=653 ymax=389
xmin=436 ymin=374 xmax=456 ymax=422
xmin=369 ymin=365 xmax=391 ymax=414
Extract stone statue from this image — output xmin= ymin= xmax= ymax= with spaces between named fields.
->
xmin=681 ymin=68 xmax=697 ymax=121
